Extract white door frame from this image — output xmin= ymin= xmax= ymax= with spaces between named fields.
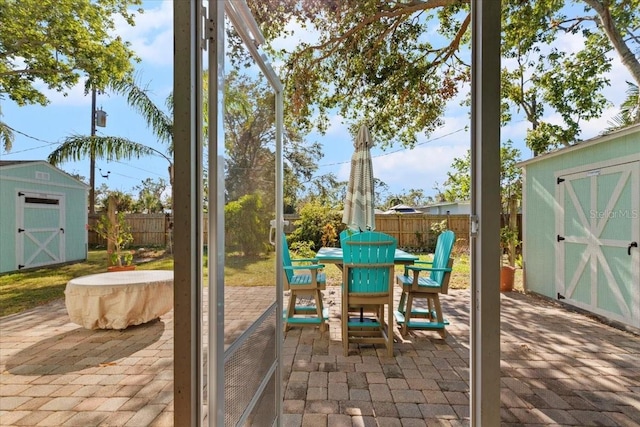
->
xmin=16 ymin=190 xmax=66 ymax=270
xmin=555 ymin=155 xmax=640 ymax=328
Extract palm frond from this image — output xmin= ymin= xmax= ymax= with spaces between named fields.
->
xmin=0 ymin=120 xmax=14 ymax=152
xmin=109 ymin=79 xmax=173 ymax=145
xmin=605 ymin=82 xmax=640 ymax=134
xmin=48 ymin=135 xmax=158 ymax=165
xmin=0 ymin=104 xmax=14 ymax=152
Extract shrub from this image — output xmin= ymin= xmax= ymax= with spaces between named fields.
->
xmin=93 ymin=211 xmax=134 ymax=266
xmin=225 ymin=193 xmax=270 ymax=256
xmin=289 ymin=240 xmax=316 ymax=258
xmin=289 ymin=200 xmax=343 ymax=250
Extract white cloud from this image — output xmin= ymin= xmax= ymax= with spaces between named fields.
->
xmin=325 ymin=114 xmax=349 ymax=135
xmin=114 ymin=1 xmax=174 ymax=66
xmin=373 ymin=140 xmax=469 ymax=193
xmin=36 ymin=81 xmax=91 ymax=107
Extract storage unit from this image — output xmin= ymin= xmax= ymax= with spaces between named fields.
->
xmin=0 ymin=161 xmax=89 ymax=273
xmin=520 ymin=124 xmax=640 ymax=329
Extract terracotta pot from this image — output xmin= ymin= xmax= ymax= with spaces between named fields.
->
xmin=500 ymin=265 xmax=516 ymax=292
xmin=107 ymin=265 xmax=136 ymax=272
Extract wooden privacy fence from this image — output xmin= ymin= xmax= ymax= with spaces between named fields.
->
xmin=88 ymin=213 xmax=172 ymax=247
xmin=375 ymin=213 xmax=522 ymax=250
xmin=374 ymin=214 xmax=470 ymax=250
xmin=88 ymin=212 xmax=520 ymax=251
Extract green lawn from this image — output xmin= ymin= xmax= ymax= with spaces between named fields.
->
xmin=1 ymin=249 xmax=521 ymax=318
xmin=0 ymin=249 xmax=173 ymax=317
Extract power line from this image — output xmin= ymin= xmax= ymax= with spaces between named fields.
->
xmin=2 ymin=143 xmax=55 ymax=155
xmin=5 ymin=125 xmax=59 ymax=146
xmin=111 ymin=159 xmax=166 ymax=178
xmin=317 ymin=127 xmax=467 ymax=168
xmin=2 ymin=125 xmax=60 ymax=155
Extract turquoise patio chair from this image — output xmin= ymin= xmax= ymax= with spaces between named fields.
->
xmin=395 ymin=230 xmax=455 ymax=338
xmin=339 ymin=228 xmax=359 ymax=243
xmin=341 ymin=231 xmax=397 ymax=357
xmin=282 ymin=233 xmax=328 ymax=332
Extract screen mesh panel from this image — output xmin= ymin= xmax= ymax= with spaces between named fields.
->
xmin=244 ymin=372 xmax=276 ymax=426
xmin=224 ymin=306 xmax=276 ymax=426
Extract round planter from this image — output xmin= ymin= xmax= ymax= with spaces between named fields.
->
xmin=107 ymin=265 xmax=136 ymax=272
xmin=500 ymin=265 xmax=516 ymax=292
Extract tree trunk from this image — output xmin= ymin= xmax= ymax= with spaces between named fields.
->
xmin=583 ymin=0 xmax=640 ymax=88
xmin=107 ymin=195 xmax=117 ymax=266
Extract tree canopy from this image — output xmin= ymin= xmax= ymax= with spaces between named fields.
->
xmin=442 ymin=140 xmax=521 ymax=204
xmin=223 ymin=71 xmax=323 ymax=208
xmin=247 ymin=0 xmax=640 ymax=154
xmin=0 ymin=0 xmax=142 ymax=107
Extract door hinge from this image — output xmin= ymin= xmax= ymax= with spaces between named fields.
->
xmin=18 ymin=264 xmax=24 ymax=269
xmin=557 ymin=293 xmax=565 ymax=300
xmin=469 ymin=215 xmax=479 ymax=238
xmin=18 ymin=228 xmax=24 ymax=233
xmin=60 ymin=228 xmax=65 ymax=234
xmin=18 ymin=191 xmax=24 ymax=196
xmin=202 ymin=5 xmax=215 ymax=49
xmin=557 ymin=177 xmax=565 ymax=184
xmin=557 ymin=235 xmax=565 ymax=242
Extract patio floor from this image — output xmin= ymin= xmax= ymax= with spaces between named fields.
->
xmin=1 ymin=286 xmax=639 ymax=426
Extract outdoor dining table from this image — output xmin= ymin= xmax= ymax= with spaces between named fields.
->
xmin=315 ymin=247 xmax=419 ymax=268
xmin=315 ymin=245 xmax=418 ymax=325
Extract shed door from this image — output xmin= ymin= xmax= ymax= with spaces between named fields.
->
xmin=556 ymin=161 xmax=639 ymax=328
xmin=16 ymin=191 xmax=66 ymax=270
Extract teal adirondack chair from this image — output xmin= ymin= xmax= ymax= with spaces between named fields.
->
xmin=395 ymin=230 xmax=455 ymax=338
xmin=341 ymin=231 xmax=397 ymax=357
xmin=339 ymin=228 xmax=359 ymax=243
xmin=282 ymin=233 xmax=328 ymax=332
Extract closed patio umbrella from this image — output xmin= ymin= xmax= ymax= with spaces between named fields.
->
xmin=342 ymin=124 xmax=375 ymax=232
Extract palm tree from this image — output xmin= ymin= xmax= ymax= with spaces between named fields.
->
xmin=605 ymin=82 xmax=640 ymax=133
xmin=47 ymin=78 xmax=174 ymax=212
xmin=1 ymin=105 xmax=14 ymax=152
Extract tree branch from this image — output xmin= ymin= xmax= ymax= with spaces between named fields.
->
xmin=290 ymin=0 xmax=459 ymax=66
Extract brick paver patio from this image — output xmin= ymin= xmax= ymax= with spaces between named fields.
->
xmin=1 ymin=286 xmax=639 ymax=426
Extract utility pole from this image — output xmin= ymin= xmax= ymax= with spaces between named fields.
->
xmin=89 ymin=88 xmax=97 ymax=214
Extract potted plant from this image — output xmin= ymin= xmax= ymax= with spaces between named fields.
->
xmin=94 ymin=211 xmax=135 ymax=271
xmin=500 ymin=225 xmax=520 ymax=291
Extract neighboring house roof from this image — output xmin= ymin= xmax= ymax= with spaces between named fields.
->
xmin=383 ymin=204 xmax=419 ymax=214
xmin=418 ymin=200 xmax=470 ymax=209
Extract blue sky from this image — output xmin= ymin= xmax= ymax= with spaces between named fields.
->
xmin=1 ymin=1 xmax=634 ymax=202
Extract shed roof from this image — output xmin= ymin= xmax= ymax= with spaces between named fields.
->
xmin=0 ymin=160 xmax=89 ymax=189
xmin=518 ymin=123 xmax=640 ymax=168
xmin=0 ymin=160 xmax=40 ymax=167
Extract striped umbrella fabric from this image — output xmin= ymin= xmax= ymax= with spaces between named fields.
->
xmin=342 ymin=124 xmax=376 ymax=231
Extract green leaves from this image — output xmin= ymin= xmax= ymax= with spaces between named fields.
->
xmin=0 ymin=0 xmax=142 ymax=106
xmin=0 ymin=105 xmax=14 ymax=151
xmin=442 ymin=140 xmax=522 ymax=205
xmin=250 ymin=0 xmax=639 ymax=154
xmin=47 ymin=135 xmax=158 ymax=165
